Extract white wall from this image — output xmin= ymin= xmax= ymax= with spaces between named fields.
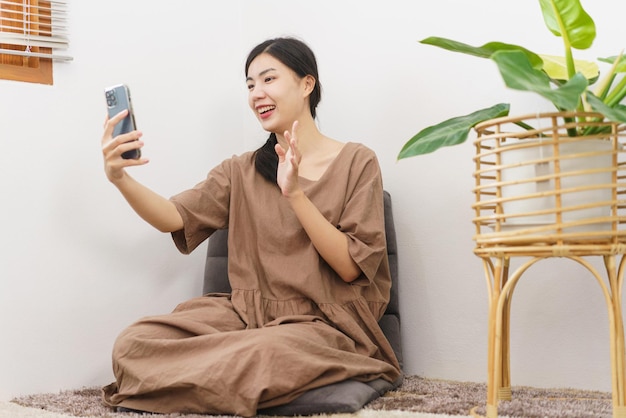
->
xmin=1 ymin=0 xmax=623 ymax=400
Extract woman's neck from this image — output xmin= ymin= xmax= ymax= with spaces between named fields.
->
xmin=275 ymin=116 xmax=322 ymax=154
xmin=273 ymin=116 xmax=345 ymax=181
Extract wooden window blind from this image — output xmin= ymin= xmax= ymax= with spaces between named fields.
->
xmin=0 ymin=0 xmax=71 ymax=85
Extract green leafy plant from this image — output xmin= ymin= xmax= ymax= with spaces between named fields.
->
xmin=398 ymin=0 xmax=626 ymax=160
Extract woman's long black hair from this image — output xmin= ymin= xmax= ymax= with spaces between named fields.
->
xmin=245 ymin=37 xmax=322 ymax=185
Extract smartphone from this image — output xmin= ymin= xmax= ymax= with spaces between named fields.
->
xmin=104 ymin=84 xmax=141 ymax=160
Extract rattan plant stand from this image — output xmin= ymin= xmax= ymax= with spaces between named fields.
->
xmin=472 ymin=112 xmax=626 ymax=418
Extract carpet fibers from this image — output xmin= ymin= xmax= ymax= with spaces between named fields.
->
xmin=10 ymin=376 xmax=613 ymax=417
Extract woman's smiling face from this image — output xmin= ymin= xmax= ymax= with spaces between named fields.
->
xmin=246 ymin=53 xmax=312 ymax=135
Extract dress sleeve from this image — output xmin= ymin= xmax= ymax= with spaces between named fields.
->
xmin=339 ymin=147 xmax=387 ymax=286
xmin=169 ymin=159 xmax=232 ymax=254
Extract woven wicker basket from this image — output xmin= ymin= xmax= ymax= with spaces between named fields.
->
xmin=473 ymin=111 xmax=626 ymax=254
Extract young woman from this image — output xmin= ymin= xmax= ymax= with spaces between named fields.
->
xmin=100 ymin=37 xmax=401 ymax=416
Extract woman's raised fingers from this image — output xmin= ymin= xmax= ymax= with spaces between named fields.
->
xmin=102 ymin=109 xmax=129 ymax=138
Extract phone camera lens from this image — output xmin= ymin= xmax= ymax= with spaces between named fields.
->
xmin=105 ymin=91 xmax=117 ymax=107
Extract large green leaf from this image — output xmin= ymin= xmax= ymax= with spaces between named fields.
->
xmin=420 ymin=37 xmax=543 ymax=69
xmin=586 ymin=92 xmax=626 ymax=124
xmin=539 ymin=0 xmax=595 ymax=50
xmin=491 ymin=50 xmax=588 ymax=110
xmin=398 ymin=103 xmax=510 ymax=159
xmin=540 ymin=54 xmax=599 ymax=80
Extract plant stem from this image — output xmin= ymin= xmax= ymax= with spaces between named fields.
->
xmin=563 ymin=115 xmax=579 ymax=137
xmin=604 ymin=75 xmax=626 ymax=107
xmin=551 ymin=0 xmax=583 ymax=114
xmin=596 ymin=75 xmax=617 ymax=100
xmin=595 ymin=52 xmax=622 ymax=100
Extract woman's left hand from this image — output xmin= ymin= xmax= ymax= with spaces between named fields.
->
xmin=275 ymin=121 xmax=303 ymax=198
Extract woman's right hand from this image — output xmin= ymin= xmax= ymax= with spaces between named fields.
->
xmin=101 ymin=109 xmax=148 ymax=184
xmin=100 ymin=110 xmax=183 ymax=232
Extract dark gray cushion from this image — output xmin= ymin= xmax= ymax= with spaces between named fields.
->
xmin=203 ymin=191 xmax=403 ymax=415
xmin=258 ymin=380 xmax=380 ymax=415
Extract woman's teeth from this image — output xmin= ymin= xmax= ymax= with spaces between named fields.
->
xmin=258 ymin=105 xmax=275 ymax=114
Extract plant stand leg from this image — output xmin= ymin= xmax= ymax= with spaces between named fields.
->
xmin=486 ymin=257 xmax=542 ymax=418
xmin=486 ymin=260 xmax=498 ymax=418
xmin=485 ymin=257 xmax=505 ymax=418
xmin=605 ymin=255 xmax=626 ymax=418
xmin=499 ymin=258 xmax=512 ymax=401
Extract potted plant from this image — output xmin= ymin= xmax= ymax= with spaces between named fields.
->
xmin=400 ymin=5 xmax=626 ymax=418
xmin=398 ymin=0 xmax=626 ymax=239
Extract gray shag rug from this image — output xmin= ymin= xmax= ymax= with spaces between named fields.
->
xmin=11 ymin=375 xmax=613 ymax=418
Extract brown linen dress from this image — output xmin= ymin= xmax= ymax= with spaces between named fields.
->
xmin=102 ymin=142 xmax=401 ymax=416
